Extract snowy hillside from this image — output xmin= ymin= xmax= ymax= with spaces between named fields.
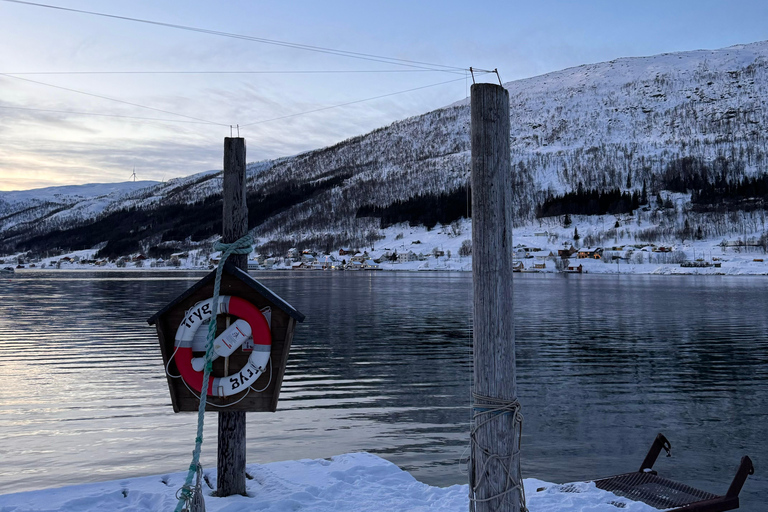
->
xmin=0 ymin=180 xmax=159 ymax=237
xmin=2 ymin=40 xmax=768 ymax=259
xmin=495 ymin=41 xmax=768 ymax=194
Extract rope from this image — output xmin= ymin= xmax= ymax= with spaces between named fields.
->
xmin=468 ymin=392 xmax=527 ymax=512
xmin=174 ymin=234 xmax=253 ymax=512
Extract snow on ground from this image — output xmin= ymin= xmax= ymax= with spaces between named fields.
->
xmin=346 ymin=216 xmax=768 ymax=275
xmin=0 ymin=452 xmax=658 ymax=512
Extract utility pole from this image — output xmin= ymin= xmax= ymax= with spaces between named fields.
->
xmin=469 ymin=83 xmax=521 ymax=512
xmin=218 ymin=137 xmax=248 ymax=496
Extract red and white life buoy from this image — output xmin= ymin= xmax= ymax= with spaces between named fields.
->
xmin=173 ymin=295 xmax=271 ymax=397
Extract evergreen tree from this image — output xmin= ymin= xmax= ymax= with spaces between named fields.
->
xmin=682 ymin=219 xmax=692 ymax=242
xmin=563 ymin=213 xmax=572 ymax=227
xmin=573 ymin=227 xmax=580 ymax=241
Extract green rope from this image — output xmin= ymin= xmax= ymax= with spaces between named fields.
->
xmin=174 ymin=234 xmax=253 ymax=512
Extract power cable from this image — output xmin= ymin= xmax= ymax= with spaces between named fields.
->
xmin=0 ymin=104 xmax=221 ymax=125
xmin=1 ymin=1 xmax=486 ymax=132
xmin=2 ymin=69 xmax=448 ymax=75
xmin=2 ymin=0 xmax=466 ymax=73
xmin=0 ymin=72 xmax=228 ymax=126
xmin=240 ymin=73 xmax=487 ymax=127
xmin=1 ymin=74 xmax=486 ymax=130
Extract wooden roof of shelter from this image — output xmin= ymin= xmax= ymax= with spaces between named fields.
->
xmin=147 ymin=261 xmax=304 ymax=325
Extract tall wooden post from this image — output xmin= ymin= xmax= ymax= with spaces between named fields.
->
xmin=469 ymin=83 xmax=520 ymax=511
xmin=218 ymin=137 xmax=248 ymax=496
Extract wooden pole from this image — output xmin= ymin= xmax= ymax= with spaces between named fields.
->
xmin=218 ymin=137 xmax=248 ymax=497
xmin=469 ymin=83 xmax=520 ymax=511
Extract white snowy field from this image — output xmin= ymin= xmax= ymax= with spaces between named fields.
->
xmin=0 ymin=452 xmax=659 ymax=512
xmin=4 ymin=204 xmax=768 ymax=276
xmin=8 ymin=217 xmax=768 ymax=277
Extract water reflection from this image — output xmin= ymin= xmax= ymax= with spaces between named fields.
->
xmin=0 ymin=271 xmax=765 ymax=511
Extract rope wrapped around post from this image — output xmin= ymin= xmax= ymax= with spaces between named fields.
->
xmin=174 ymin=235 xmax=254 ymax=512
xmin=469 ymin=392 xmax=527 ymax=512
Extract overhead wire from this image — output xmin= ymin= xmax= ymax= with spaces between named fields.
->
xmin=1 ymin=69 xmax=450 ymax=75
xmin=0 ymin=1 xmax=491 ymax=133
xmin=0 ymin=72 xmax=228 ymax=126
xmin=0 ymin=104 xmax=222 ymax=125
xmin=1 ymin=0 xmax=466 ymax=73
xmin=1 ymin=73 xmax=487 ymax=130
xmin=240 ymin=73 xmax=488 ymax=127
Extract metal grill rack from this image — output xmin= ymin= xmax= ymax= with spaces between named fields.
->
xmin=594 ymin=433 xmax=754 ymax=512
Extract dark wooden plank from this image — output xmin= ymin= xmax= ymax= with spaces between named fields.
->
xmin=270 ymin=318 xmax=296 ymax=412
xmin=177 ymin=395 xmax=274 ymax=412
xmin=269 ymin=310 xmax=289 ymax=328
xmin=155 ymin=321 xmax=180 ymax=413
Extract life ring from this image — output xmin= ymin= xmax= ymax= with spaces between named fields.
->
xmin=173 ymin=295 xmax=271 ymax=397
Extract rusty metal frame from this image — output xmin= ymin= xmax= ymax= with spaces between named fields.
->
xmin=594 ymin=433 xmax=754 ymax=512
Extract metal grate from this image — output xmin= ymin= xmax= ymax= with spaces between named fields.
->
xmin=595 ymin=472 xmax=720 ymax=509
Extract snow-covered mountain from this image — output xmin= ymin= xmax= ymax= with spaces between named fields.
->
xmin=2 ymin=40 xmax=767 ymax=258
xmin=0 ymin=180 xmax=160 ymax=207
xmin=498 ymin=41 xmax=768 ymax=193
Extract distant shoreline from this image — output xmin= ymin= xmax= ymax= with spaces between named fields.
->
xmin=7 ymin=264 xmax=768 ymax=277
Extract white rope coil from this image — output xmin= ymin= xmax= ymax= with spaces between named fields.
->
xmin=469 ymin=392 xmax=527 ymax=512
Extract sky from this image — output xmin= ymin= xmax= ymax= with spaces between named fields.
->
xmin=1 ymin=0 xmax=767 ymax=191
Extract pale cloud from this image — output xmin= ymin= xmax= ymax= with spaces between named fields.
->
xmin=2 ymin=0 xmax=766 ymax=190
xmin=0 ymin=57 xmax=468 ymax=190
xmin=0 ymin=131 xmax=222 ymax=190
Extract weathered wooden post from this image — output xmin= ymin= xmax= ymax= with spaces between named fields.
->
xmin=218 ymin=137 xmax=248 ymax=496
xmin=469 ymin=83 xmax=522 ymax=511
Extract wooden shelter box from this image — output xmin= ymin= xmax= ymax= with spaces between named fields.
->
xmin=147 ymin=262 xmax=305 ymax=412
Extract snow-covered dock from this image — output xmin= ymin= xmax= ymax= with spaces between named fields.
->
xmin=0 ymin=453 xmax=660 ymax=512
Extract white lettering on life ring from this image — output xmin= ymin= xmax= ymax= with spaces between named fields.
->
xmin=172 ymin=296 xmax=271 ymax=397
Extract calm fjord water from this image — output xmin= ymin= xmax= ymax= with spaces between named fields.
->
xmin=0 ymin=271 xmax=765 ymax=509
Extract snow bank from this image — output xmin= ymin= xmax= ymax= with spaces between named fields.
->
xmin=0 ymin=453 xmax=658 ymax=512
